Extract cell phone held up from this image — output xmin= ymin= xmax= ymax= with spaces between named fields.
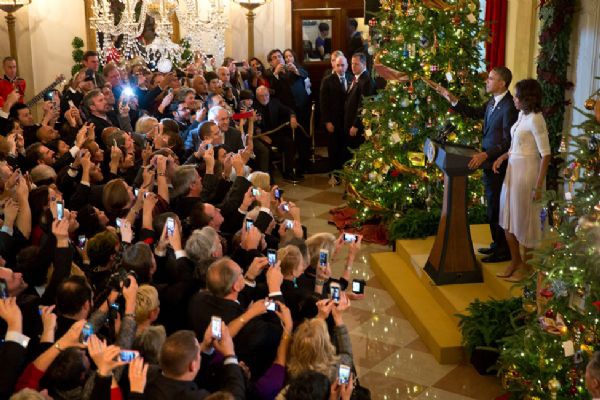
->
xmin=329 ymin=282 xmax=341 ymax=304
xmin=166 ymin=217 xmax=175 ymax=237
xmin=0 ymin=278 xmax=8 ymax=299
xmin=343 ymin=232 xmax=357 ymax=243
xmin=338 ymin=364 xmax=351 ymax=385
xmin=211 ymin=316 xmax=222 ymax=340
xmin=267 ymin=248 xmax=277 ymax=267
xmin=56 ymin=201 xmax=64 ymax=221
xmin=352 ymin=279 xmax=366 ymax=295
xmin=318 ymin=249 xmax=329 ymax=268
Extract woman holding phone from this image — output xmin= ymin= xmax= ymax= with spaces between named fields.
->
xmin=493 ymin=79 xmax=551 ymax=281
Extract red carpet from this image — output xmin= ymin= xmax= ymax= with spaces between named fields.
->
xmin=328 ymin=206 xmax=389 ymax=245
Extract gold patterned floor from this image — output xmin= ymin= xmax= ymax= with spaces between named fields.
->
xmin=279 ymin=173 xmax=504 ymax=400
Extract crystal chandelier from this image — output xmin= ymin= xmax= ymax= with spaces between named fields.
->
xmin=88 ymin=0 xmax=230 ymax=70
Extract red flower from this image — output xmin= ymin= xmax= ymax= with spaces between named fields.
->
xmin=390 ymin=169 xmax=400 ymax=177
xmin=592 ymin=301 xmax=600 ymax=312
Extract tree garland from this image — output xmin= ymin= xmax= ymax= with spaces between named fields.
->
xmin=536 ymin=0 xmax=576 ymax=190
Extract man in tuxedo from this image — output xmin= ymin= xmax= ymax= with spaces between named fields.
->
xmin=436 ymin=66 xmax=518 ymax=263
xmin=320 ymin=55 xmax=352 ymax=173
xmin=343 ymin=52 xmax=375 ymax=163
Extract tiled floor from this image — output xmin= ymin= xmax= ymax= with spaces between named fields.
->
xmin=278 ymin=173 xmax=504 ymax=400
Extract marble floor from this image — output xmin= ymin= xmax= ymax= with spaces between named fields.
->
xmin=278 ymin=173 xmax=504 ymax=400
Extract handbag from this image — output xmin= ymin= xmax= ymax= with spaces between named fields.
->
xmin=351 ymin=376 xmax=371 ymax=400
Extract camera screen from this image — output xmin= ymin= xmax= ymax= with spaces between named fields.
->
xmin=331 ymin=286 xmax=340 ymax=302
xmin=211 ymin=317 xmax=222 ymax=339
xmin=78 ymin=235 xmax=87 ymax=248
xmin=267 ymin=249 xmax=277 ymax=266
xmin=81 ymin=323 xmax=93 ymax=345
xmin=274 ymin=189 xmax=281 ymax=199
xmin=353 ymin=281 xmax=361 ymax=292
xmin=319 ymin=250 xmax=328 ymax=267
xmin=245 ymin=219 xmax=254 ymax=230
xmin=166 ymin=218 xmax=175 ymax=236
xmin=266 ymin=300 xmax=277 ymax=312
xmin=338 ymin=365 xmax=351 ymax=384
xmin=252 ymin=188 xmax=260 ymax=197
xmin=285 ymin=219 xmax=294 ymax=229
xmin=344 ymin=233 xmax=356 ymax=243
xmin=0 ymin=279 xmax=8 ymax=299
xmin=119 ymin=351 xmax=138 ymax=362
xmin=56 ymin=202 xmax=64 ymax=221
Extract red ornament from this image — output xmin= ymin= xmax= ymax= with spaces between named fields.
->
xmin=540 ymin=288 xmax=554 ymax=299
xmin=368 ymin=18 xmax=377 ymax=27
xmin=390 ymin=169 xmax=400 ymax=177
xmin=553 ymin=242 xmax=564 ymax=249
xmin=545 ymin=309 xmax=555 ymax=318
xmin=570 ymin=386 xmax=578 ymax=395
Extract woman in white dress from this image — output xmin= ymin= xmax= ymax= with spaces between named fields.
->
xmin=492 ymin=79 xmax=551 ymax=281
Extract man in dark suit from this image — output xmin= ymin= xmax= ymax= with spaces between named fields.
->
xmin=343 ymin=52 xmax=375 ymax=164
xmin=254 ymin=85 xmax=300 ymax=180
xmin=436 ymin=66 xmax=518 ymax=263
xmin=187 ymin=257 xmax=283 ymax=378
xmin=320 ymin=55 xmax=352 ymax=173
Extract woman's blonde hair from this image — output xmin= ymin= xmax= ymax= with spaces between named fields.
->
xmin=135 ymin=284 xmax=160 ymax=324
xmin=287 ymin=318 xmax=338 ymax=380
xmin=306 ymin=232 xmax=336 ymax=268
xmin=102 ymin=179 xmax=130 ymax=216
xmin=277 ymin=245 xmax=303 ymax=277
xmin=248 ymin=171 xmax=270 ymax=191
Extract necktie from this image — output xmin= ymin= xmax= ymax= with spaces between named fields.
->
xmin=348 ymin=77 xmax=357 ymax=93
xmin=339 ymin=76 xmax=346 ymax=91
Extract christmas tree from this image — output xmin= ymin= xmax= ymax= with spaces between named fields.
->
xmin=498 ymin=89 xmax=600 ymax=399
xmin=340 ymin=0 xmax=489 ymax=239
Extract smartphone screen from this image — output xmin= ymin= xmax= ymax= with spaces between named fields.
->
xmin=251 ymin=187 xmax=260 ymax=197
xmin=0 ymin=278 xmax=8 ymax=299
xmin=119 ymin=350 xmax=139 ymax=362
xmin=245 ymin=219 xmax=254 ymax=231
xmin=81 ymin=322 xmax=93 ymax=345
xmin=282 ymin=203 xmax=290 ymax=212
xmin=352 ymin=280 xmax=365 ymax=294
xmin=78 ymin=235 xmax=87 ymax=249
xmin=267 ymin=249 xmax=277 ymax=266
xmin=330 ymin=284 xmax=341 ymax=303
xmin=166 ymin=217 xmax=175 ymax=236
xmin=274 ymin=188 xmax=282 ymax=200
xmin=338 ymin=364 xmax=351 ymax=384
xmin=319 ymin=249 xmax=329 ymax=267
xmin=343 ymin=233 xmax=357 ymax=243
xmin=116 ymin=218 xmax=122 ymax=228
xmin=134 ymin=188 xmax=139 ymax=197
xmin=211 ymin=316 xmax=222 ymax=339
xmin=56 ymin=201 xmax=64 ymax=221
xmin=265 ymin=299 xmax=277 ymax=312
xmin=285 ymin=219 xmax=294 ymax=230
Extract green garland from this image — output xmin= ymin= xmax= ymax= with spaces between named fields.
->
xmin=71 ymin=37 xmax=85 ymax=77
xmin=536 ymin=0 xmax=576 ymax=190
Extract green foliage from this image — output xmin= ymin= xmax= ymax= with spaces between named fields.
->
xmin=498 ymin=87 xmax=600 ymax=398
xmin=457 ymin=297 xmax=523 ymax=356
xmin=71 ymin=36 xmax=85 ymax=77
xmin=340 ymin=0 xmax=488 ymax=239
xmin=536 ymin=0 xmax=576 ymax=190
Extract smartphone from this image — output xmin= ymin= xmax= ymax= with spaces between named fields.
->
xmin=134 ymin=188 xmax=139 ymax=197
xmin=338 ymin=364 xmax=351 ymax=385
xmin=319 ymin=249 xmax=329 ymax=268
xmin=81 ymin=322 xmax=93 ymax=345
xmin=267 ymin=248 xmax=277 ymax=266
xmin=211 ymin=316 xmax=222 ymax=340
xmin=265 ymin=299 xmax=278 ymax=312
xmin=44 ymin=91 xmax=54 ymax=102
xmin=281 ymin=202 xmax=290 ymax=212
xmin=122 ymin=86 xmax=135 ymax=98
xmin=343 ymin=233 xmax=357 ymax=243
xmin=119 ymin=350 xmax=139 ymax=362
xmin=168 ymin=88 xmax=174 ymax=94
xmin=68 ymin=100 xmax=76 ymax=109
xmin=330 ymin=282 xmax=341 ymax=304
xmin=284 ymin=219 xmax=294 ymax=230
xmin=274 ymin=188 xmax=283 ymax=200
xmin=144 ymin=192 xmax=150 ymax=199
xmin=245 ymin=218 xmax=254 ymax=231
xmin=0 ymin=278 xmax=8 ymax=299
xmin=166 ymin=217 xmax=175 ymax=237
xmin=234 ymin=61 xmax=244 ymax=67
xmin=56 ymin=201 xmax=64 ymax=221
xmin=352 ymin=279 xmax=366 ymax=295
xmin=77 ymin=235 xmax=87 ymax=249
xmin=205 ymin=143 xmax=213 ymax=150
xmin=251 ymin=187 xmax=260 ymax=197
xmin=116 ymin=218 xmax=122 ymax=228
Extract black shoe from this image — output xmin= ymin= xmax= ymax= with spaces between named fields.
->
xmin=481 ymin=253 xmax=511 ymax=263
xmin=478 ymin=247 xmax=495 ymax=255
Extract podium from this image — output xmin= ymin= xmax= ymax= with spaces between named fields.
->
xmin=423 ymin=139 xmax=483 ymax=285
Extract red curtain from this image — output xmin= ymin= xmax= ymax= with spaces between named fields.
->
xmin=485 ymin=0 xmax=508 ymax=70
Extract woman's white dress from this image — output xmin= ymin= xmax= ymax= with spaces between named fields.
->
xmin=499 ymin=111 xmax=551 ymax=248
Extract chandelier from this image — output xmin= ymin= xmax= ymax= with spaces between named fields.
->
xmin=88 ymin=0 xmax=230 ymax=69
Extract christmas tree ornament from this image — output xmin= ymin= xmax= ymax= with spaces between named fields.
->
xmin=595 ymin=97 xmax=600 ymax=122
xmin=419 ymin=35 xmax=430 ymax=48
xmin=468 ymin=1 xmax=477 ymax=12
xmin=416 ymin=12 xmax=426 ymax=23
xmin=548 ymin=377 xmax=561 ymax=400
xmin=584 ymin=97 xmax=596 ymax=110
xmin=368 ymin=18 xmax=377 ymax=27
xmin=400 ymin=97 xmax=411 ymax=107
xmin=558 ymin=138 xmax=567 ymax=153
xmin=396 ymin=33 xmax=405 ymax=43
xmin=467 ymin=13 xmax=477 ymax=23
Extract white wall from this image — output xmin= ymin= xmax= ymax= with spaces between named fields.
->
xmin=565 ymin=0 xmax=600 ymax=138
xmin=226 ymin=0 xmax=291 ymax=61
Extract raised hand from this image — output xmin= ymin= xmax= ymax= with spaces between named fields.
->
xmin=129 ymin=357 xmax=149 ymax=394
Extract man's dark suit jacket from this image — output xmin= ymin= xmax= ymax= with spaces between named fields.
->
xmin=187 ymin=291 xmax=282 ymax=378
xmin=223 ymin=127 xmax=244 ymax=153
xmin=452 ymin=93 xmax=518 ymax=169
xmin=254 ymin=98 xmax=294 ymax=133
xmin=320 ymin=71 xmax=352 ymax=128
xmin=343 ymin=70 xmax=375 ymax=133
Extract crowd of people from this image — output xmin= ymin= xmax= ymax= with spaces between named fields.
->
xmin=0 ymin=42 xmax=373 ymax=400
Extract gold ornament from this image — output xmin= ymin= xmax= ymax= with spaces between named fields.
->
xmin=595 ymin=96 xmax=600 ymax=123
xmin=346 ymin=183 xmax=386 ymax=211
xmin=416 ymin=12 xmax=425 ymax=23
xmin=522 ymin=301 xmax=537 ymax=313
xmin=396 ymin=33 xmax=404 ymax=43
xmin=548 ymin=377 xmax=561 ymax=400
xmin=373 ymin=159 xmax=382 ymax=169
xmin=467 ymin=1 xmax=477 ymax=12
xmin=584 ymin=98 xmax=597 ymax=110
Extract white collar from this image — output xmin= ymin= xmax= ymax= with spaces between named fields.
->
xmin=493 ymin=90 xmax=508 ymax=105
